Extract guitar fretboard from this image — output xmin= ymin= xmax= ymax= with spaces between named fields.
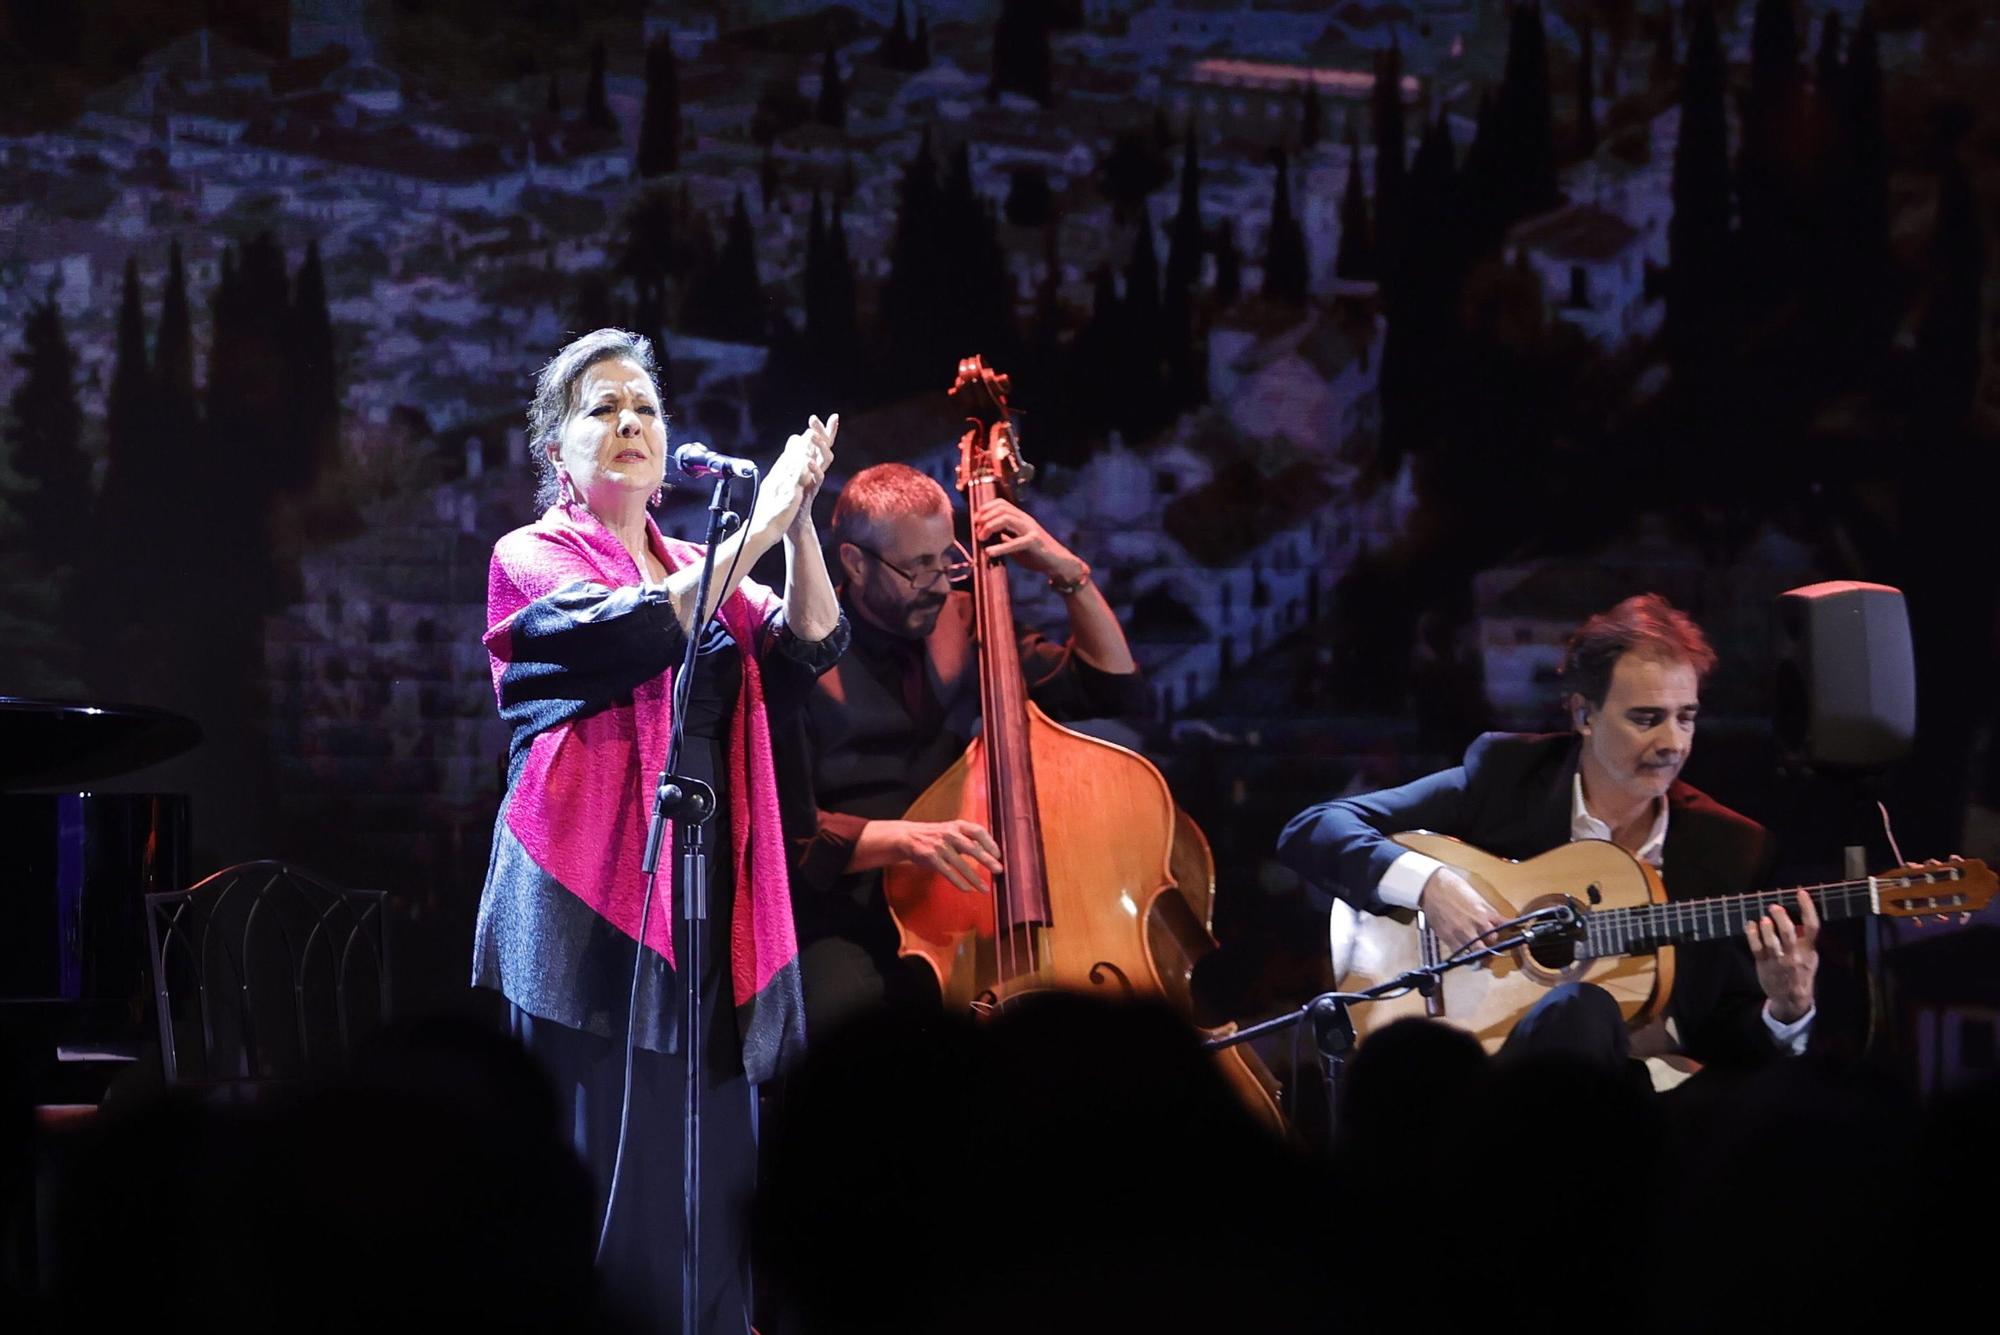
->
xmin=1578 ymin=867 xmax=1973 ymax=959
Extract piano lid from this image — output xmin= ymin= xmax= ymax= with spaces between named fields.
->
xmin=0 ymin=697 xmax=202 ymax=791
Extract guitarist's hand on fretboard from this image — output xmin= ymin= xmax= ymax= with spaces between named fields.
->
xmin=1745 ymin=888 xmax=1820 ymax=1024
xmin=1418 ymin=866 xmax=1507 ymax=952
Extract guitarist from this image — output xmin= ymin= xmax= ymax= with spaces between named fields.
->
xmin=1278 ymin=594 xmax=1819 ymax=1072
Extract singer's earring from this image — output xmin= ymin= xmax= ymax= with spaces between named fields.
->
xmin=650 ymin=485 xmax=664 ymax=509
xmin=557 ymin=471 xmax=577 ymax=508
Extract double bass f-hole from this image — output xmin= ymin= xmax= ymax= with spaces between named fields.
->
xmin=1087 ymin=961 xmax=1134 ymax=993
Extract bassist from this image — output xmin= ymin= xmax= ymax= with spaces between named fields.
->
xmin=772 ymin=463 xmax=1147 ymax=1036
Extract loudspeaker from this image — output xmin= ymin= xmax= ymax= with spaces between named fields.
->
xmin=1773 ymin=581 xmax=1916 ymax=771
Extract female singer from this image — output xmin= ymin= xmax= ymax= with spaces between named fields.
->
xmin=472 ymin=328 xmax=846 ymax=1329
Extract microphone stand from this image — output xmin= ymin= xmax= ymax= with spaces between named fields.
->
xmin=1205 ymin=905 xmax=1583 ymax=1147
xmin=632 ymin=471 xmax=738 ymax=1335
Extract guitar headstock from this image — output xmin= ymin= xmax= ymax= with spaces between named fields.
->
xmin=948 ymin=354 xmax=1033 ymax=497
xmin=1875 ymin=859 xmax=1995 ymax=919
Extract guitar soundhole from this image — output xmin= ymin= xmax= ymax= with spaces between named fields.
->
xmin=1527 ymin=933 xmax=1577 ymax=971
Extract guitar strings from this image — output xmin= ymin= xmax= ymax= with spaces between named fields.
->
xmin=1587 ymin=871 xmax=1968 ymax=952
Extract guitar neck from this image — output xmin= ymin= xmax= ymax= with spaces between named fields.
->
xmin=1583 ymin=867 xmax=1967 ymax=956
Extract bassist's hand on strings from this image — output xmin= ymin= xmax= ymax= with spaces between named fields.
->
xmin=1746 ymin=889 xmax=1819 ymax=1024
xmin=851 ymin=818 xmax=1001 ymax=895
xmin=971 ymin=498 xmax=1087 ymax=586
xmin=1417 ymin=866 xmax=1507 ymax=953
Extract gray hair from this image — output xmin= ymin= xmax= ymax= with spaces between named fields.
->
xmin=527 ymin=328 xmax=665 ymax=509
xmin=829 ymin=462 xmax=954 ymax=551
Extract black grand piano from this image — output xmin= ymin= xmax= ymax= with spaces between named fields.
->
xmin=0 ymin=697 xmax=199 ymax=1105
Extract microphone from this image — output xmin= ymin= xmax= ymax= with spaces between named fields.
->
xmin=1509 ymin=900 xmax=1585 ymax=941
xmin=672 ymin=442 xmax=758 ymax=480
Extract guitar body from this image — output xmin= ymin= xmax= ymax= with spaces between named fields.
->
xmin=1327 ymin=833 xmax=1675 ymax=1051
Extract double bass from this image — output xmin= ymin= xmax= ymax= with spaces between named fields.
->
xmin=881 ymin=357 xmax=1284 ymax=1129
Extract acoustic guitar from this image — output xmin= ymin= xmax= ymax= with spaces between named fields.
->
xmin=1327 ymin=833 xmax=1993 ymax=1057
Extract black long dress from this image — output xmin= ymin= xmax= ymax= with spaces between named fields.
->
xmin=514 ymin=616 xmax=822 ymax=1333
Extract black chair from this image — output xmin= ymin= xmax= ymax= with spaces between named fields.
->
xmin=143 ymin=861 xmax=390 ymax=1091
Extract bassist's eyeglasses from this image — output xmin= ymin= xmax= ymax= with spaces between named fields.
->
xmin=850 ymin=541 xmax=974 ymax=592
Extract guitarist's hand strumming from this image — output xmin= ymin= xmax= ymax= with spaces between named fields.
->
xmin=1418 ymin=865 xmax=1508 ymax=952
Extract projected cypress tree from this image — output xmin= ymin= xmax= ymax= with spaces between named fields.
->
xmin=3 ymin=291 xmax=91 ymax=688
xmin=699 ymin=190 xmax=766 ymax=344
xmin=816 ymin=47 xmax=846 ymax=129
xmin=1844 ymin=11 xmax=1889 ymax=356
xmin=990 ymin=0 xmax=1052 ymax=105
xmin=1335 ymin=131 xmax=1374 ymax=280
xmin=1300 ymin=78 xmax=1323 ymax=149
xmin=802 ymin=193 xmax=860 ymax=388
xmin=824 ymin=199 xmax=860 ymax=360
xmin=1815 ymin=11 xmax=1843 ymax=97
xmin=637 ymin=39 xmax=681 ymax=176
xmin=584 ymin=38 xmax=614 ymax=131
xmin=881 ymin=0 xmax=912 ymax=68
xmin=1065 ymin=264 xmax=1120 ymax=438
xmin=1914 ymin=159 xmax=1982 ymax=430
xmin=102 ymin=256 xmax=153 ymax=520
xmin=6 ymin=295 xmax=87 ymax=573
xmin=1495 ymin=0 xmax=1557 ymax=223
xmin=1456 ymin=92 xmax=1505 ymax=262
xmin=153 ymin=240 xmax=201 ymax=569
xmin=1667 ymin=1 xmax=1730 ymax=377
xmin=1213 ymin=219 xmax=1241 ymax=306
xmin=292 ymin=240 xmax=339 ymax=486
xmin=1898 ymin=148 xmax=1996 ymax=864
xmin=1576 ymin=18 xmax=1598 ymax=159
xmin=1100 ymin=123 xmax=1172 ymax=225
xmin=1371 ymin=42 xmax=1408 ymax=274
xmin=1162 ymin=130 xmax=1207 ymax=404
xmin=1004 ymin=166 xmax=1052 ymax=227
xmin=573 ymin=270 xmax=619 ymax=334
xmin=208 ymin=233 xmax=300 ymax=508
xmin=1738 ymin=0 xmax=1801 ymax=297
xmin=1262 ymin=150 xmax=1309 ymax=303
xmin=880 ymin=131 xmax=946 ymax=392
xmin=1121 ymin=209 xmax=1165 ymax=426
xmin=94 ymin=256 xmax=176 ymax=682
xmin=1378 ymin=116 xmax=1460 ymax=474
xmin=157 ymin=241 xmax=197 ymax=437
xmin=1163 ymin=132 xmax=1203 ymax=309
xmin=938 ymin=141 xmax=1017 ymax=369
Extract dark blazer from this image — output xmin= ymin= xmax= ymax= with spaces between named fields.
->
xmin=1277 ymin=732 xmax=1784 ymax=1067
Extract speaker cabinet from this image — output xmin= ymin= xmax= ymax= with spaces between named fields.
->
xmin=1773 ymin=581 xmax=1916 ymax=771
